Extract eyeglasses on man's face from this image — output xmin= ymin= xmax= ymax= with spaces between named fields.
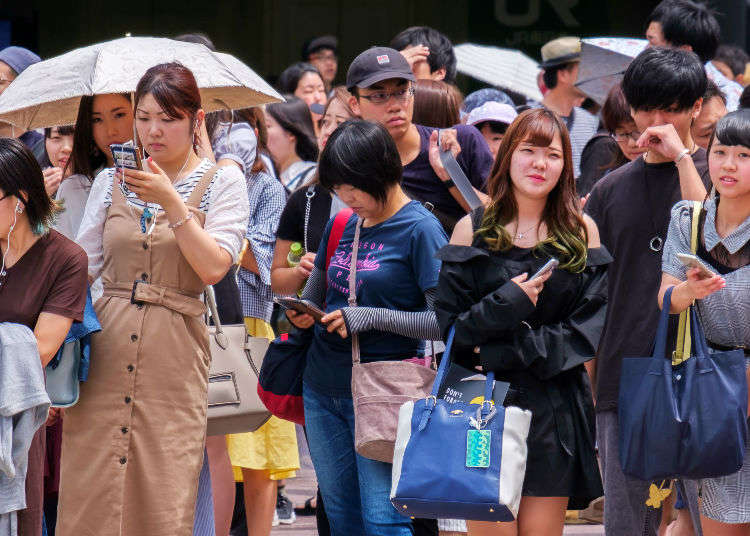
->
xmin=359 ymin=86 xmax=415 ymax=105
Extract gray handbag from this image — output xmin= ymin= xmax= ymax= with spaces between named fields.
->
xmin=205 ymin=286 xmax=271 ymax=436
xmin=45 ymin=340 xmax=81 ymax=408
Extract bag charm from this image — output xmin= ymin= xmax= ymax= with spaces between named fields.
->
xmin=466 ymin=404 xmax=496 ymax=468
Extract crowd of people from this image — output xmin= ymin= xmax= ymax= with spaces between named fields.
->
xmin=1 ymin=0 xmax=749 ymax=535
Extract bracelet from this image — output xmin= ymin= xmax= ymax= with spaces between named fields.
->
xmin=442 ymin=178 xmax=456 ymax=189
xmin=168 ymin=211 xmax=193 ymax=229
xmin=674 ymin=148 xmax=691 ymax=163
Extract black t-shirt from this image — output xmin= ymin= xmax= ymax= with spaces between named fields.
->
xmin=585 ymin=149 xmax=711 ymax=412
xmin=276 ymin=184 xmax=333 ymax=253
xmin=577 ymin=134 xmax=622 ymax=197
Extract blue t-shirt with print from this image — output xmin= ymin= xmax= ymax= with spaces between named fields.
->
xmin=303 ymin=201 xmax=447 ymax=398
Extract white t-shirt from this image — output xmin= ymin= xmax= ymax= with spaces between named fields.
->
xmin=77 ymin=159 xmax=249 ymax=281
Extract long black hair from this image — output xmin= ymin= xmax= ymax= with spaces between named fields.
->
xmin=70 ymin=93 xmax=130 ymax=179
xmin=0 ymin=138 xmax=59 ymax=233
xmin=265 ymin=97 xmax=318 ymax=162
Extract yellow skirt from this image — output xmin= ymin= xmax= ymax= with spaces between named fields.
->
xmin=226 ymin=317 xmax=300 ymax=481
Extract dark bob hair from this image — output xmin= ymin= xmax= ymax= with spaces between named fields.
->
xmin=647 ymin=0 xmax=719 ymax=64
xmin=622 ymin=47 xmax=706 ymax=112
xmin=601 ymin=83 xmax=632 ymax=133
xmin=265 ymin=97 xmax=319 ymax=163
xmin=318 ymin=119 xmax=402 ymax=204
xmin=0 ymin=137 xmax=58 ymax=232
xmin=709 ymin=109 xmax=750 ymax=151
xmin=277 ymin=62 xmax=324 ymax=94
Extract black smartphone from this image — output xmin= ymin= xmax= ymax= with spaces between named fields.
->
xmin=274 ymin=297 xmax=325 ymax=323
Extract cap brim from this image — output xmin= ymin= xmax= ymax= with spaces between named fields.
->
xmin=349 ymin=70 xmax=416 ymax=91
xmin=539 ymin=53 xmax=581 ymax=70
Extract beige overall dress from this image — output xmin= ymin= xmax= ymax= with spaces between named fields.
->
xmin=57 ymin=167 xmax=219 ymax=536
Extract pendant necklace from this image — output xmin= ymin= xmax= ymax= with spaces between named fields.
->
xmin=514 ymin=221 xmax=540 ymax=241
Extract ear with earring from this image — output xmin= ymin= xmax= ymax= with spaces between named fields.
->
xmin=15 ymin=200 xmax=22 ymax=214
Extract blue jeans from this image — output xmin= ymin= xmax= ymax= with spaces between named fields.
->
xmin=303 ymin=383 xmax=413 ymax=536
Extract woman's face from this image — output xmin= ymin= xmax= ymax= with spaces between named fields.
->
xmin=295 ymin=71 xmax=327 ymax=121
xmin=92 ymin=94 xmax=134 ymax=160
xmin=265 ymin=113 xmax=296 ymax=166
xmin=318 ymin=98 xmax=351 ymax=151
xmin=613 ymin=120 xmax=648 ymax=161
xmin=709 ymin=142 xmax=750 ymax=200
xmin=332 ymin=183 xmax=384 ymax=220
xmin=135 ymin=93 xmax=196 ymax=164
xmin=509 ymin=131 xmax=565 ymax=200
xmin=45 ymin=127 xmax=74 ymax=173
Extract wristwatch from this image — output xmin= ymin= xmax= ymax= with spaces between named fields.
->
xmin=442 ymin=178 xmax=456 ymax=189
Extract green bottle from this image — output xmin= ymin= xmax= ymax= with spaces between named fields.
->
xmin=287 ymin=242 xmax=305 ymax=268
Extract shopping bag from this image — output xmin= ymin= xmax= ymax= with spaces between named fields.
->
xmin=618 ymin=286 xmax=748 ymax=480
xmin=391 ymin=326 xmax=532 ymax=521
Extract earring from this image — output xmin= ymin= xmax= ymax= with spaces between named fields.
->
xmin=15 ymin=201 xmax=22 ymax=214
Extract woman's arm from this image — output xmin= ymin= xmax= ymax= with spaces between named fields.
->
xmin=34 ymin=312 xmax=74 ymax=367
xmin=271 ymin=239 xmax=316 ymax=294
xmin=240 ymin=178 xmax=286 ymax=281
xmin=658 ymin=271 xmax=725 ymax=313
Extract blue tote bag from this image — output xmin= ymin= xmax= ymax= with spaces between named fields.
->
xmin=618 ymin=286 xmax=748 ymax=481
xmin=390 ymin=326 xmax=532 ymax=522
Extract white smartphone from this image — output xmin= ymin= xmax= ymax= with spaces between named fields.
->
xmin=676 ymin=253 xmax=715 ymax=279
xmin=530 ymin=258 xmax=559 ymax=281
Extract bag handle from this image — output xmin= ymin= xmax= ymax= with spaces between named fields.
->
xmin=674 ymin=200 xmax=703 ymax=364
xmin=349 ymin=218 xmax=363 ymax=365
xmin=205 ymin=286 xmax=232 ymax=350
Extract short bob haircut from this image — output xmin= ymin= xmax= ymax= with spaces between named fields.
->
xmin=317 ymin=119 xmax=402 ymax=204
xmin=601 ymin=83 xmax=632 ymax=133
xmin=709 ymin=109 xmax=750 ymax=151
xmin=647 ymin=0 xmax=719 ymax=64
xmin=265 ymin=96 xmax=319 ymax=163
xmin=622 ymin=47 xmax=706 ymax=112
xmin=0 ymin=137 xmax=58 ymax=233
xmin=277 ymin=62 xmax=324 ymax=95
xmin=412 ymin=79 xmax=461 ymax=129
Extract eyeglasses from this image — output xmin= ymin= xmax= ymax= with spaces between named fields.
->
xmin=611 ymin=131 xmax=641 ymax=142
xmin=359 ymin=86 xmax=415 ymax=105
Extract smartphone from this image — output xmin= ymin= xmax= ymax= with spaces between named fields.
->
xmin=110 ymin=143 xmax=143 ymax=172
xmin=676 ymin=253 xmax=715 ymax=279
xmin=274 ymin=297 xmax=325 ymax=323
xmin=530 ymin=258 xmax=559 ymax=281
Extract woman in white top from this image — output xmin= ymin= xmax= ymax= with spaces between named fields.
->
xmin=57 ymin=62 xmax=249 ymax=536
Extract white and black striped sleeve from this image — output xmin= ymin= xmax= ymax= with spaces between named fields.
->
xmin=341 ymin=289 xmax=440 ymax=340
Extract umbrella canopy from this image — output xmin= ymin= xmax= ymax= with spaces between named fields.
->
xmin=0 ymin=36 xmax=283 ymax=130
xmin=575 ymin=37 xmax=648 ymax=105
xmin=455 ymin=43 xmax=542 ymax=102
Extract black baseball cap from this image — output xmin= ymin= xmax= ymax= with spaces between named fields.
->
xmin=302 ymin=35 xmax=338 ymax=59
xmin=346 ymin=46 xmax=416 ymax=91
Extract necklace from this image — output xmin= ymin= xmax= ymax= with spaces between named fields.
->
xmin=514 ymin=221 xmax=540 ymax=241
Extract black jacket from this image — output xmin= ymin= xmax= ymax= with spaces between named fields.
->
xmin=433 ymin=231 xmax=611 ymax=508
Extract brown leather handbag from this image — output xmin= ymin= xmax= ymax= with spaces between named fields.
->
xmin=348 ymin=218 xmax=437 ymax=463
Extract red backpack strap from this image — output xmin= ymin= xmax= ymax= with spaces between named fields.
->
xmin=325 ymin=208 xmax=354 ymax=270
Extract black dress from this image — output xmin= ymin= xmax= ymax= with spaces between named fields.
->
xmin=434 ymin=209 xmax=610 ymax=509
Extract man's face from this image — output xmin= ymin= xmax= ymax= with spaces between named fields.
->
xmin=692 ymin=96 xmax=727 ymax=150
xmin=0 ymin=61 xmax=17 ymax=95
xmin=350 ymin=78 xmax=414 ymax=140
xmin=646 ymin=21 xmax=669 ymax=48
xmin=308 ymin=48 xmax=338 ymax=86
xmin=630 ymin=101 xmax=702 ymax=143
xmin=478 ymin=123 xmax=504 ymax=161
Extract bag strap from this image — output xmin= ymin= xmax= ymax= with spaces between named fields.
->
xmin=673 ymin=201 xmax=703 ymax=364
xmin=325 ymin=208 xmax=354 ymax=271
xmin=303 ymin=185 xmax=316 ymax=252
xmin=349 ymin=218 xmax=363 ymax=365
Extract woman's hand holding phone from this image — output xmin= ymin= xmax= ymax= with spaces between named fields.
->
xmin=684 ymin=268 xmax=725 ymax=300
xmin=119 ymin=157 xmax=182 ymax=212
xmin=511 ymin=270 xmax=552 ymax=306
xmin=286 ymin=309 xmax=315 ymax=330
